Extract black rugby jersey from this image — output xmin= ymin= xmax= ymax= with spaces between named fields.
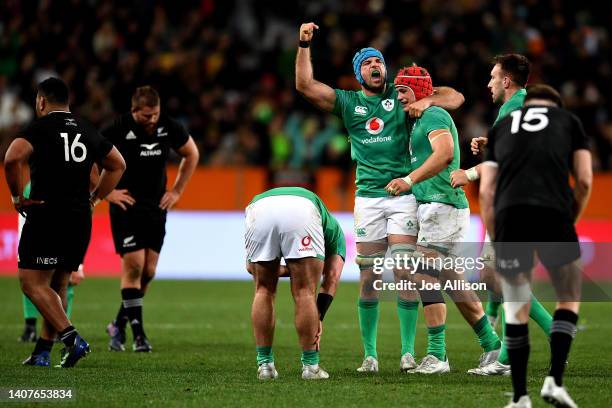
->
xmin=101 ymin=113 xmax=189 ymax=206
xmin=485 ymin=105 xmax=589 ymax=219
xmin=22 ymin=111 xmax=113 ymax=209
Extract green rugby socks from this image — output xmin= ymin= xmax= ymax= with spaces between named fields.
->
xmin=473 ymin=315 xmax=502 ymax=352
xmin=397 ymin=299 xmax=418 ymax=356
xmin=427 ymin=324 xmax=447 ymax=361
xmin=256 ymin=346 xmax=274 ymax=365
xmin=358 ymin=299 xmax=379 ymax=359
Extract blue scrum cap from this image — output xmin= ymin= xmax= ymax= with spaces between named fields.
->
xmin=352 ymin=47 xmax=385 ymax=85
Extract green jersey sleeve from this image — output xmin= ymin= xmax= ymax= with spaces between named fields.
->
xmin=324 ymin=215 xmax=346 ymax=260
xmin=420 ymin=106 xmax=453 ymax=135
xmin=332 ymin=89 xmax=351 ymax=117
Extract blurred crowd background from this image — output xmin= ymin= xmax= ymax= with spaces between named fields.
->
xmin=1 ymin=0 xmax=611 ymax=182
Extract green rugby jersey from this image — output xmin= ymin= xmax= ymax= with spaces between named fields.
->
xmin=493 ymin=88 xmax=526 ymax=126
xmin=250 ymin=187 xmax=346 ymax=259
xmin=332 ymin=85 xmax=411 ymax=197
xmin=409 ymin=106 xmax=468 ymax=208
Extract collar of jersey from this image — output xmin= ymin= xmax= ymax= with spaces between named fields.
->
xmin=48 ymin=110 xmax=70 ymax=114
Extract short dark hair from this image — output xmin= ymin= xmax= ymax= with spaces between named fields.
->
xmin=493 ymin=54 xmax=531 ymax=87
xmin=525 ymin=84 xmax=564 ymax=107
xmin=131 ymin=86 xmax=160 ymax=109
xmin=37 ymin=77 xmax=69 ymax=105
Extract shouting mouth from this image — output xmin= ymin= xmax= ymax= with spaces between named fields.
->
xmin=371 ymin=69 xmax=381 ymax=80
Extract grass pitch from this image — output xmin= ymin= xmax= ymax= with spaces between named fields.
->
xmin=0 ymin=278 xmax=610 ymax=407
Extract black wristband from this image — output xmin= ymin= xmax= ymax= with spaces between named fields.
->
xmin=316 ymin=293 xmax=333 ymax=321
xmin=299 ymin=40 xmax=310 ymax=48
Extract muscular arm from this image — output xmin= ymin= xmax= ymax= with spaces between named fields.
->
xmin=479 ymin=163 xmax=498 ymax=238
xmin=385 ymin=129 xmax=454 ymax=195
xmin=320 ymin=254 xmax=343 ymax=296
xmin=409 ymin=130 xmax=454 ymax=184
xmin=91 ymin=146 xmax=126 ymax=203
xmin=159 ymin=136 xmax=199 ymax=210
xmin=171 ymin=137 xmax=199 ymax=196
xmin=4 ymin=138 xmax=33 ymax=199
xmin=407 ymin=86 xmax=465 ymax=118
xmin=295 ymin=22 xmax=336 ymax=113
xmin=430 ymin=86 xmax=465 ymax=111
xmin=572 ymin=149 xmax=592 ymax=222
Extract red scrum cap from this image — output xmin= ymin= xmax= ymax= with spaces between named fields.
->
xmin=394 ymin=65 xmax=433 ymax=100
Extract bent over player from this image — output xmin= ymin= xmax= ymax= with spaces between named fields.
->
xmin=246 ymin=187 xmax=345 ymax=380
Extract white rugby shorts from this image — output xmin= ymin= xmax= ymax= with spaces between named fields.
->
xmin=417 ymin=202 xmax=470 ymax=254
xmin=353 ymin=195 xmax=418 ymax=242
xmin=245 ymin=195 xmax=324 ymax=262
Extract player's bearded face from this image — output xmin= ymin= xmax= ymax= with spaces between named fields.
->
xmin=132 ymin=105 xmax=161 ymax=134
xmin=361 ymin=57 xmax=386 ymax=92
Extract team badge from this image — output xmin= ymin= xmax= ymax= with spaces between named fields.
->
xmin=382 ymin=99 xmax=394 ymax=111
xmin=365 ymin=117 xmax=385 ymax=135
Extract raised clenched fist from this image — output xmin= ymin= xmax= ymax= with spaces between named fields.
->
xmin=299 ymin=22 xmax=319 ymax=42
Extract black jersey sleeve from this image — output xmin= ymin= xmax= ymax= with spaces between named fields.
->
xmin=90 ymin=128 xmax=114 ymax=162
xmin=483 ymin=126 xmax=498 ymax=163
xmin=168 ymin=118 xmax=190 ymax=150
xmin=20 ymin=119 xmax=44 ymax=147
xmin=101 ymin=117 xmax=122 ymax=144
xmin=570 ymin=114 xmax=589 ymax=151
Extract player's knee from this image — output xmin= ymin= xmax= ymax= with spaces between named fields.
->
xmin=143 ymin=264 xmax=156 ymax=281
xmin=123 ymin=257 xmax=144 ymax=279
xmin=356 ymin=249 xmax=386 ymax=272
xmin=419 ymin=289 xmax=446 ymax=307
xmin=292 ymin=287 xmax=316 ymax=304
xmin=20 ymin=279 xmax=35 ymax=298
xmin=501 ymin=280 xmax=531 ymax=324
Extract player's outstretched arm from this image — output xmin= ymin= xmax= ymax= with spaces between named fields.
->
xmin=406 ymin=87 xmax=465 ymax=118
xmin=91 ymin=146 xmax=126 ymax=207
xmin=572 ymin=149 xmax=592 ymax=222
xmin=385 ymin=129 xmax=454 ymax=195
xmin=160 ymin=136 xmax=199 ymax=210
xmin=479 ymin=163 xmax=498 ymax=238
xmin=295 ymin=22 xmax=336 ymax=113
